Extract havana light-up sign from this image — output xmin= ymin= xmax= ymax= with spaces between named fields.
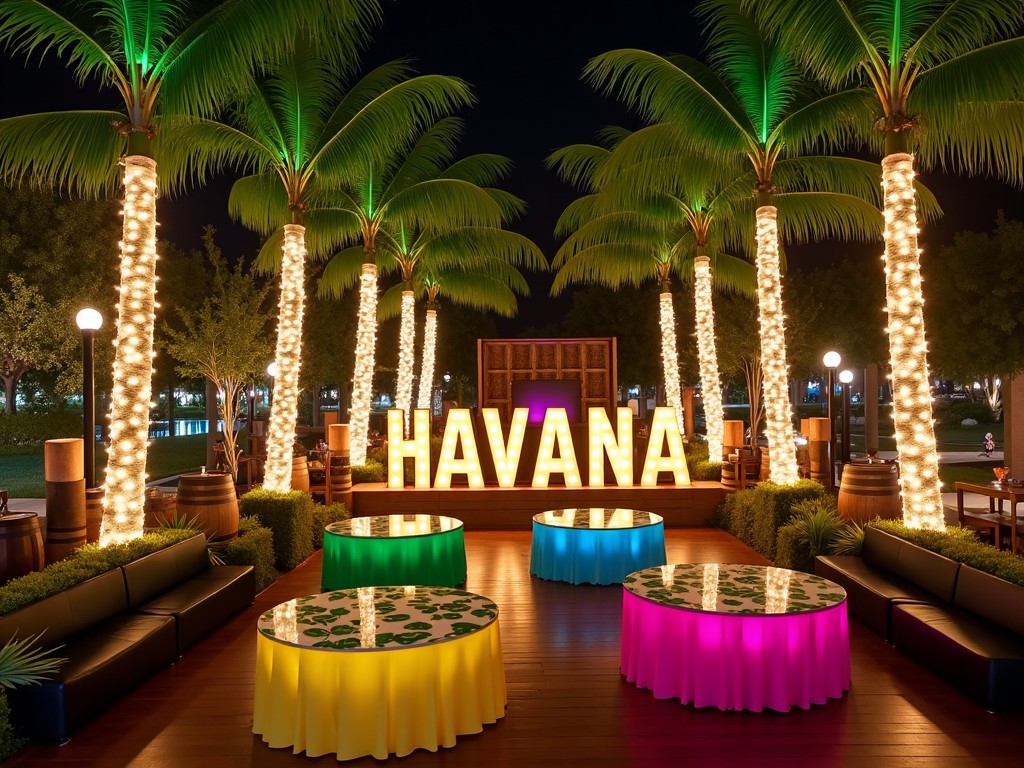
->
xmin=387 ymin=406 xmax=691 ymax=489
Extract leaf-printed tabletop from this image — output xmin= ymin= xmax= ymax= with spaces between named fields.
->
xmin=326 ymin=515 xmax=464 ymax=539
xmin=533 ymin=508 xmax=662 ymax=529
xmin=623 ymin=564 xmax=847 ymax=615
xmin=259 ymin=586 xmax=498 ymax=651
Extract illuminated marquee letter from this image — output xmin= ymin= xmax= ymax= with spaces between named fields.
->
xmin=434 ymin=408 xmax=484 ymax=488
xmin=387 ymin=409 xmax=431 ymax=489
xmin=640 ymin=406 xmax=691 ymax=486
xmin=588 ymin=407 xmax=634 ymax=487
xmin=483 ymin=408 xmax=527 ymax=488
xmin=533 ymin=408 xmax=582 ymax=488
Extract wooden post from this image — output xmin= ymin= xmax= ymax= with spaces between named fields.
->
xmin=327 ymin=423 xmax=352 ymax=510
xmin=807 ymin=417 xmax=831 ymax=487
xmin=682 ymin=387 xmax=695 ymax=439
xmin=865 ymin=363 xmax=879 ymax=456
xmin=44 ymin=438 xmax=87 ymax=563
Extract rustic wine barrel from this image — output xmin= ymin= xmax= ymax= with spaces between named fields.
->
xmin=291 ymin=455 xmax=310 ymax=492
xmin=175 ymin=473 xmax=238 ymax=541
xmin=45 ymin=478 xmax=86 ymax=563
xmin=328 ymin=454 xmax=353 ymax=509
xmin=838 ymin=462 xmax=902 ymax=523
xmin=796 ymin=444 xmax=811 ymax=478
xmin=808 ymin=441 xmax=830 ymax=485
xmin=144 ymin=488 xmax=178 ymax=528
xmin=85 ymin=487 xmax=104 ymax=543
xmin=721 ymin=459 xmax=738 ymax=492
xmin=0 ymin=513 xmax=44 ymax=583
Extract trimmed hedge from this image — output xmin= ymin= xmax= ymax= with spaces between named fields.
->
xmin=0 ymin=690 xmax=24 ymax=762
xmin=714 ymin=480 xmax=828 ymax=561
xmin=685 ymin=440 xmax=724 ymax=482
xmin=311 ymin=503 xmax=349 ymax=551
xmin=239 ymin=488 xmax=314 ymax=570
xmin=871 ymin=520 xmax=1024 ymax=587
xmin=774 ymin=498 xmax=846 ymax=573
xmin=0 ymin=529 xmax=196 ymax=616
xmin=351 ymin=460 xmax=385 ymax=484
xmin=221 ymin=516 xmax=278 ymax=592
xmin=0 ymin=412 xmax=81 ymax=446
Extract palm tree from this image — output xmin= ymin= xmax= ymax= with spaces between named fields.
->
xmin=549 ymin=130 xmax=757 ymax=459
xmin=746 ymin=0 xmax=1024 ymax=526
xmin=0 ymin=0 xmax=379 ymax=544
xmin=165 ymin=54 xmax=473 ymax=490
xmin=584 ymin=0 xmax=894 ymax=484
xmin=312 ymin=123 xmax=511 ymax=463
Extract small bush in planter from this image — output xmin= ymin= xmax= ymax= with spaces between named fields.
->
xmin=220 ymin=517 xmax=279 ymax=591
xmin=351 ymin=460 xmax=385 ymax=484
xmin=774 ymin=498 xmax=846 ymax=572
xmin=714 ymin=480 xmax=828 ymax=561
xmin=311 ymin=503 xmax=349 ymax=550
xmin=239 ymin=488 xmax=314 ymax=570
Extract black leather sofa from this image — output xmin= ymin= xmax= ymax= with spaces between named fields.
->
xmin=816 ymin=526 xmax=1024 ymax=711
xmin=0 ymin=534 xmax=255 ymax=742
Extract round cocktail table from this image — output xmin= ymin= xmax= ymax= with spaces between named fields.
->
xmin=321 ymin=514 xmax=467 ymax=590
xmin=530 ymin=508 xmax=666 ymax=585
xmin=621 ymin=563 xmax=850 ymax=712
xmin=253 ymin=586 xmax=506 ymax=760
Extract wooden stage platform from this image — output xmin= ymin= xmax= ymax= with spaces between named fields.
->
xmin=350 ymin=481 xmax=727 ymax=529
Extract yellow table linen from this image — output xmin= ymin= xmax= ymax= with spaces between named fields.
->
xmin=253 ymin=604 xmax=506 ymax=759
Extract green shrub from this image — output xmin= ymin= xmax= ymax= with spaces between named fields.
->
xmin=220 ymin=517 xmax=278 ymax=592
xmin=831 ymin=521 xmax=866 ymax=555
xmin=934 ymin=398 xmax=994 ymax=425
xmin=0 ymin=529 xmax=196 ymax=616
xmin=0 ymin=412 xmax=82 ymax=446
xmin=239 ymin=488 xmax=314 ymax=570
xmin=688 ymin=460 xmax=723 ymax=482
xmin=870 ymin=520 xmax=1024 ymax=587
xmin=774 ymin=499 xmax=845 ymax=573
xmin=714 ymin=480 xmax=828 ymax=561
xmin=351 ymin=460 xmax=385 ymax=484
xmin=311 ymin=503 xmax=349 ymax=550
xmin=0 ymin=690 xmax=24 ymax=762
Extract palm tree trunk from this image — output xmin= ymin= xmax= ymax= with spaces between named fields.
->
xmin=416 ymin=306 xmax=438 ymax=411
xmin=395 ymin=289 xmax=416 ymax=435
xmin=263 ymin=223 xmax=307 ymax=492
xmin=657 ymin=291 xmax=685 ymax=436
xmin=881 ymin=153 xmax=943 ymax=529
xmin=692 ymin=256 xmax=724 ymax=461
xmin=349 ymin=263 xmax=379 ymax=466
xmin=100 ymin=155 xmax=158 ymax=545
xmin=753 ymin=204 xmax=799 ymax=484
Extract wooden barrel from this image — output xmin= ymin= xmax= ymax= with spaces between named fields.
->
xmin=45 ymin=478 xmax=86 ymax=564
xmin=44 ymin=438 xmax=83 ymax=482
xmin=85 ymin=487 xmax=104 ymax=543
xmin=837 ymin=462 xmax=902 ymax=523
xmin=144 ymin=488 xmax=178 ymax=528
xmin=175 ymin=473 xmax=238 ymax=541
xmin=328 ymin=455 xmax=352 ymax=509
xmin=806 ymin=417 xmax=830 ymax=443
xmin=0 ymin=513 xmax=44 ymax=584
xmin=291 ymin=455 xmax=310 ymax=492
xmin=808 ymin=441 xmax=830 ymax=485
xmin=721 ymin=458 xmax=739 ymax=492
xmin=796 ymin=444 xmax=810 ymax=478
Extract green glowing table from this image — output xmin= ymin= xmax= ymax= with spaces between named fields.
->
xmin=321 ymin=515 xmax=467 ymax=591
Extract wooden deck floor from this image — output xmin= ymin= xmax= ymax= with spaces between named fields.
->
xmin=10 ymin=528 xmax=1023 ymax=768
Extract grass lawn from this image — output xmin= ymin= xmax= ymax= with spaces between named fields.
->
xmin=0 ymin=434 xmax=207 ymax=498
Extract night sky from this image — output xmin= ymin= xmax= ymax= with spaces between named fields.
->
xmin=2 ymin=0 xmax=1021 ymax=333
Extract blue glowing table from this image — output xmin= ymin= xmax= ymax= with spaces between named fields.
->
xmin=529 ymin=508 xmax=666 ymax=585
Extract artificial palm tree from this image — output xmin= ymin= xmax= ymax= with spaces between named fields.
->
xmin=0 ymin=0 xmax=379 ymax=543
xmin=584 ymin=0 xmax=895 ymax=484
xmin=165 ymin=54 xmax=473 ymax=489
xmin=746 ymin=0 xmax=1024 ymax=527
xmin=313 ymin=123 xmax=511 ymax=462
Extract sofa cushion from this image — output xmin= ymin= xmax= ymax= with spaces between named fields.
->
xmin=891 ymin=602 xmax=1024 ymax=711
xmin=863 ymin=527 xmax=959 ymax=603
xmin=121 ymin=534 xmax=209 ymax=608
xmin=953 ymin=565 xmax=1024 ymax=637
xmin=135 ymin=565 xmax=255 ymax=654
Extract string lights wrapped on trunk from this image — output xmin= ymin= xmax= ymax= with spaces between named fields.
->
xmin=658 ymin=292 xmax=685 ymax=436
xmin=263 ymin=224 xmax=307 ymax=493
xmin=753 ymin=205 xmax=799 ymax=485
xmin=693 ymin=256 xmax=724 ymax=462
xmin=100 ymin=155 xmax=158 ymax=545
xmin=349 ymin=264 xmax=379 ymax=466
xmin=395 ymin=290 xmax=416 ymax=434
xmin=416 ymin=307 xmax=438 ymax=411
xmin=881 ymin=153 xmax=943 ymax=530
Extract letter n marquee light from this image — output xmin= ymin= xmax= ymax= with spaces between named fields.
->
xmin=588 ymin=407 xmax=633 ymax=486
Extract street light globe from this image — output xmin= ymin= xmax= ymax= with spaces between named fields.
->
xmin=822 ymin=350 xmax=841 ymax=369
xmin=76 ymin=307 xmax=103 ymax=331
xmin=267 ymin=362 xmax=280 ymax=378
xmin=839 ymin=369 xmax=854 ymax=384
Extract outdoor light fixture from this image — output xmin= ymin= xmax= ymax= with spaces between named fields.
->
xmin=693 ymin=256 xmax=724 ymax=462
xmin=76 ymin=308 xmax=103 ymax=489
xmin=266 ymin=362 xmax=280 ymax=379
xmin=658 ymin=292 xmax=685 ymax=436
xmin=101 ymin=155 xmax=158 ymax=546
xmin=416 ymin=308 xmax=438 ymax=411
xmin=882 ymin=153 xmax=943 ymax=529
xmin=823 ymin=350 xmax=841 ymax=489
xmin=350 ymin=264 xmax=379 ymax=466
xmin=754 ymin=206 xmax=799 ymax=485
xmin=263 ymin=224 xmax=306 ymax=493
xmin=839 ymin=369 xmax=854 ymax=465
xmin=395 ymin=290 xmax=416 ymax=434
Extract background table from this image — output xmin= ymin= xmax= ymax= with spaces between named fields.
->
xmin=321 ymin=515 xmax=467 ymax=590
xmin=621 ymin=563 xmax=850 ymax=712
xmin=530 ymin=508 xmax=666 ymax=585
xmin=253 ymin=586 xmax=506 ymax=760
xmin=955 ymin=481 xmax=1024 ymax=553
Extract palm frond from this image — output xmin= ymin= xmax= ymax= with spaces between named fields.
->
xmin=381 ymin=117 xmax=463 ymax=198
xmin=772 ymin=191 xmax=884 ymax=244
xmin=554 ymin=194 xmax=605 ymax=238
xmin=771 ymin=88 xmax=881 ymax=156
xmin=906 ymin=0 xmax=1023 ymax=68
xmin=707 ymin=252 xmax=758 ymax=297
xmin=0 ymin=633 xmax=66 ymax=689
xmin=421 ymin=227 xmax=547 ymax=273
xmin=317 ymin=244 xmax=368 ymax=297
xmin=228 ymin=173 xmax=290 ymax=235
xmin=429 ymin=272 xmax=520 ymax=316
xmin=862 ymin=0 xmax=938 ymax=63
xmin=377 ymin=282 xmax=407 ymax=321
xmin=550 ymin=243 xmax=659 ymax=295
xmin=263 ymin=41 xmax=335 ymax=170
xmin=381 ymin=178 xmax=504 ymax=230
xmin=546 ymin=143 xmax=612 ymax=191
xmin=155 ymin=116 xmax=274 ymax=197
xmin=441 ymin=154 xmax=514 ymax=186
xmin=770 ymin=156 xmax=883 ymax=206
xmin=319 ymin=59 xmax=417 ymax=141
xmin=254 ymin=229 xmax=284 ymax=274
xmin=302 ymin=208 xmax=364 ymax=261
xmin=555 ymin=211 xmax=669 ymax=268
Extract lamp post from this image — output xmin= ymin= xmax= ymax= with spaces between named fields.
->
xmin=76 ymin=308 xmax=103 ymax=488
xmin=839 ymin=369 xmax=854 ymax=467
xmin=822 ymin=351 xmax=841 ymax=489
xmin=266 ymin=362 xmax=279 ymax=408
